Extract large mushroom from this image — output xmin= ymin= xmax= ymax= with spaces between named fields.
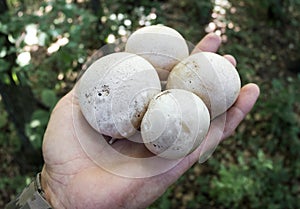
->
xmin=77 ymin=52 xmax=161 ymax=139
xmin=141 ymin=89 xmax=210 ymax=159
xmin=167 ymin=52 xmax=241 ymax=119
xmin=125 ymin=25 xmax=189 ymax=82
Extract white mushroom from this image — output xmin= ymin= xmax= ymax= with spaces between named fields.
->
xmin=166 ymin=52 xmax=241 ymax=119
xmin=125 ymin=25 xmax=189 ymax=82
xmin=141 ymin=89 xmax=210 ymax=159
xmin=77 ymin=52 xmax=161 ymax=139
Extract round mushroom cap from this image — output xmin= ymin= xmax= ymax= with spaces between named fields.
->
xmin=125 ymin=25 xmax=189 ymax=81
xmin=77 ymin=52 xmax=161 ymax=139
xmin=166 ymin=52 xmax=241 ymax=119
xmin=141 ymin=89 xmax=210 ymax=159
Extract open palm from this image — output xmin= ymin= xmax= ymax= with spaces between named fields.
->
xmin=41 ymin=33 xmax=260 ymax=209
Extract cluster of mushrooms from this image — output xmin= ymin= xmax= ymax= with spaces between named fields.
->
xmin=77 ymin=25 xmax=241 ymax=159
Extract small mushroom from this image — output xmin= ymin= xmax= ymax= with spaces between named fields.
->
xmin=166 ymin=52 xmax=241 ymax=119
xmin=125 ymin=25 xmax=189 ymax=82
xmin=77 ymin=52 xmax=161 ymax=139
xmin=141 ymin=89 xmax=210 ymax=159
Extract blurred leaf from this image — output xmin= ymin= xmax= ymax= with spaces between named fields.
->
xmin=25 ymin=109 xmax=50 ymax=150
xmin=0 ymin=110 xmax=8 ymax=129
xmin=41 ymin=89 xmax=58 ymax=110
xmin=0 ymin=59 xmax=10 ymax=72
xmin=31 ymin=109 xmax=50 ymax=127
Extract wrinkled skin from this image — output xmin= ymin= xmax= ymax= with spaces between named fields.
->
xmin=41 ymin=33 xmax=260 ymax=209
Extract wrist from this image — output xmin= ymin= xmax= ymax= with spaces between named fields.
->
xmin=41 ymin=166 xmax=69 ymax=209
xmin=41 ymin=167 xmax=55 ymax=208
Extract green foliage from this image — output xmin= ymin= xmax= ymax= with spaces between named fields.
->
xmin=210 ymin=150 xmax=297 ymax=209
xmin=41 ymin=89 xmax=58 ymax=110
xmin=242 ymin=0 xmax=299 ymax=26
xmin=163 ymin=0 xmax=214 ymax=43
xmin=25 ymin=109 xmax=51 ymax=149
xmin=0 ymin=175 xmax=29 ymax=196
xmin=0 ymin=106 xmax=8 ymax=129
xmin=258 ymin=77 xmax=300 ymax=155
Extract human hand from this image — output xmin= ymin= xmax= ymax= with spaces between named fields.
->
xmin=41 ymin=33 xmax=260 ymax=209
